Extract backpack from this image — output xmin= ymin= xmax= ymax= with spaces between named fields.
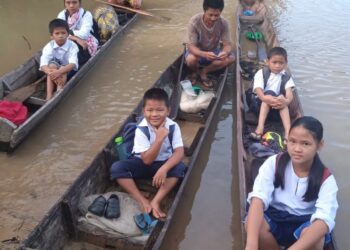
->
xmin=245 ymin=67 xmax=291 ymax=111
xmin=120 ymin=121 xmax=175 ymax=159
xmin=65 ymin=10 xmax=101 ymax=43
xmin=0 ymin=101 xmax=28 ymax=126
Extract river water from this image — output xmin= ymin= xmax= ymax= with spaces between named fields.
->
xmin=0 ymin=0 xmax=349 ymax=249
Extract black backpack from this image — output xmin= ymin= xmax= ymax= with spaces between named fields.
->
xmin=120 ymin=121 xmax=175 ymax=159
xmin=65 ymin=10 xmax=100 ymax=43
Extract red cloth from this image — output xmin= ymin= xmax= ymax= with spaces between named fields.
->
xmin=0 ymin=101 xmax=28 ymax=126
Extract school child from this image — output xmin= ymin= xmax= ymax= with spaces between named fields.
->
xmin=40 ymin=19 xmax=79 ymax=100
xmin=184 ymin=0 xmax=235 ymax=89
xmin=58 ymin=0 xmax=99 ymax=65
xmin=250 ymin=47 xmax=295 ymax=142
xmin=245 ymin=116 xmax=338 ymax=250
xmin=110 ymin=88 xmax=186 ymax=219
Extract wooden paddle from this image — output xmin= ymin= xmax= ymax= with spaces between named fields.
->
xmin=4 ymin=75 xmax=46 ymax=102
xmin=248 ymin=25 xmax=267 ymax=62
xmin=95 ymin=0 xmax=171 ymax=22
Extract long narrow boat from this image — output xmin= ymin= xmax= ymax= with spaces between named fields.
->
xmin=0 ymin=11 xmax=137 ymax=152
xmin=19 ymin=54 xmax=228 ymax=249
xmin=235 ymin=1 xmax=337 ymax=249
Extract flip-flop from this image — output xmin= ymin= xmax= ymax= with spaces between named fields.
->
xmin=201 ymin=78 xmax=214 ymax=88
xmin=133 ymin=213 xmax=158 ymax=235
xmin=250 ymin=131 xmax=262 ymax=141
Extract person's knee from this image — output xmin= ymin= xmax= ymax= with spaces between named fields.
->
xmin=185 ymin=54 xmax=198 ymax=67
xmin=48 ymin=63 xmax=58 ymax=69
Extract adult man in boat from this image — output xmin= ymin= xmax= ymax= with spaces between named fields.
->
xmin=184 ymin=0 xmax=234 ymax=88
xmin=108 ymin=0 xmax=142 ymax=9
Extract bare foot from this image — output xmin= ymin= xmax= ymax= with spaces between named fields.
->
xmin=150 ymin=201 xmax=166 ymax=219
xmin=139 ymin=198 xmax=152 ymax=214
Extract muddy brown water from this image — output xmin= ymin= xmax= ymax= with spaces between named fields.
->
xmin=0 ymin=0 xmax=349 ymax=249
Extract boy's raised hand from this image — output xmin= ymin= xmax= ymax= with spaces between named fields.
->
xmin=153 ymin=121 xmax=169 ymax=142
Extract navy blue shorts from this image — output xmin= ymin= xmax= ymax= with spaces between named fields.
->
xmin=251 ymin=90 xmax=280 ymax=121
xmin=110 ymin=157 xmax=187 ymax=180
xmin=263 ymin=206 xmax=331 ymax=247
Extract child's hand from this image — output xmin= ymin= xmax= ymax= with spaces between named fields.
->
xmin=275 ymin=95 xmax=288 ymax=109
xmin=216 ymin=51 xmax=228 ymax=60
xmin=152 ymin=167 xmax=167 ymax=188
xmin=49 ymin=70 xmax=62 ymax=81
xmin=154 ymin=122 xmax=169 ymax=142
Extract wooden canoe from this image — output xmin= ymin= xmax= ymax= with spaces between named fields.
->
xmin=0 ymin=11 xmax=137 ymax=152
xmin=19 ymin=54 xmax=228 ymax=249
xmin=235 ymin=1 xmax=337 ymax=249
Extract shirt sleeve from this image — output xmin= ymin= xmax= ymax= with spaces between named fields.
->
xmin=171 ymin=123 xmax=184 ymax=149
xmin=57 ymin=10 xmax=65 ymax=20
xmin=39 ymin=43 xmax=52 ymax=69
xmin=68 ymin=42 xmax=79 ymax=70
xmin=184 ymin=16 xmax=198 ymax=46
xmin=310 ymin=175 xmax=338 ymax=232
xmin=253 ymin=69 xmax=264 ymax=93
xmin=133 ymin=127 xmax=151 ymax=154
xmin=72 ymin=10 xmax=94 ymax=40
xmin=247 ymin=155 xmax=276 ymax=210
xmin=220 ymin=19 xmax=232 ymax=45
xmin=285 ymin=77 xmax=295 ymax=90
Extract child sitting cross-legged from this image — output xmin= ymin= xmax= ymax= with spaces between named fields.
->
xmin=40 ymin=19 xmax=79 ymax=100
xmin=250 ymin=47 xmax=295 ymax=143
xmin=110 ymin=88 xmax=186 ymax=219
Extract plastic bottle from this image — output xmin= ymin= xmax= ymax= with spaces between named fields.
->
xmin=115 ymin=136 xmax=128 ymax=160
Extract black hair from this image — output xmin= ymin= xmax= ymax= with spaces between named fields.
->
xmin=203 ymin=0 xmax=224 ymax=11
xmin=49 ymin=19 xmax=70 ymax=34
xmin=64 ymin=0 xmax=81 ymax=3
xmin=274 ymin=116 xmax=325 ymax=202
xmin=267 ymin=46 xmax=288 ymax=61
xmin=142 ymin=88 xmax=170 ymax=108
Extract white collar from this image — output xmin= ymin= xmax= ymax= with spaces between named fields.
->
xmin=52 ymin=39 xmax=70 ymax=50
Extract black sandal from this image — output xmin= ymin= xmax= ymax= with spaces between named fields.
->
xmin=88 ymin=195 xmax=107 ymax=217
xmin=104 ymin=194 xmax=121 ymax=219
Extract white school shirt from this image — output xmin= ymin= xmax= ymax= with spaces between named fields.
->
xmin=40 ymin=39 xmax=79 ymax=71
xmin=57 ymin=8 xmax=94 ymax=40
xmin=133 ymin=117 xmax=184 ymax=161
xmin=253 ymin=69 xmax=295 ymax=95
xmin=247 ymin=155 xmax=338 ymax=232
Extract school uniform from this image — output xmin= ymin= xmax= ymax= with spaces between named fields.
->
xmin=40 ymin=39 xmax=79 ymax=71
xmin=247 ymin=154 xmax=338 ymax=246
xmin=110 ymin=117 xmax=186 ymax=180
xmin=251 ymin=69 xmax=296 ymax=120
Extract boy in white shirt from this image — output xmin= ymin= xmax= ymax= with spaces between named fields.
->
xmin=110 ymin=88 xmax=186 ymax=219
xmin=40 ymin=19 xmax=79 ymax=100
xmin=250 ymin=47 xmax=295 ymax=142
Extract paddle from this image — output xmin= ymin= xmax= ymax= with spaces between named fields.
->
xmin=95 ymin=0 xmax=171 ymax=22
xmin=4 ymin=75 xmax=46 ymax=102
xmin=248 ymin=25 xmax=267 ymax=62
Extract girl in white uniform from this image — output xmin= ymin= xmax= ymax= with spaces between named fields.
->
xmin=245 ymin=116 xmax=338 ymax=250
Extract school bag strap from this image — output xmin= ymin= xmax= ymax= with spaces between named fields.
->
xmin=275 ymin=153 xmax=332 ymax=184
xmin=262 ymin=67 xmax=291 ymax=96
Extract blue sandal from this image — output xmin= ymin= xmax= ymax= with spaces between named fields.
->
xmin=133 ymin=213 xmax=158 ymax=235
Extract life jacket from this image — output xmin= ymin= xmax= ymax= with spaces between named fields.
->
xmin=275 ymin=153 xmax=331 ymax=184
xmin=0 ymin=101 xmax=28 ymax=126
xmin=119 ymin=120 xmax=175 ymax=159
xmin=65 ymin=10 xmax=101 ymax=43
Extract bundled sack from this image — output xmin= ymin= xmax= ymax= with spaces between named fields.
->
xmin=94 ymin=5 xmax=120 ymax=43
xmin=179 ymin=80 xmax=215 ymax=113
xmin=0 ymin=101 xmax=28 ymax=126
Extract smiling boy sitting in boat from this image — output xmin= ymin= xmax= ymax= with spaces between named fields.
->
xmin=40 ymin=19 xmax=79 ymax=100
xmin=110 ymin=88 xmax=186 ymax=219
xmin=184 ymin=0 xmax=235 ymax=89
